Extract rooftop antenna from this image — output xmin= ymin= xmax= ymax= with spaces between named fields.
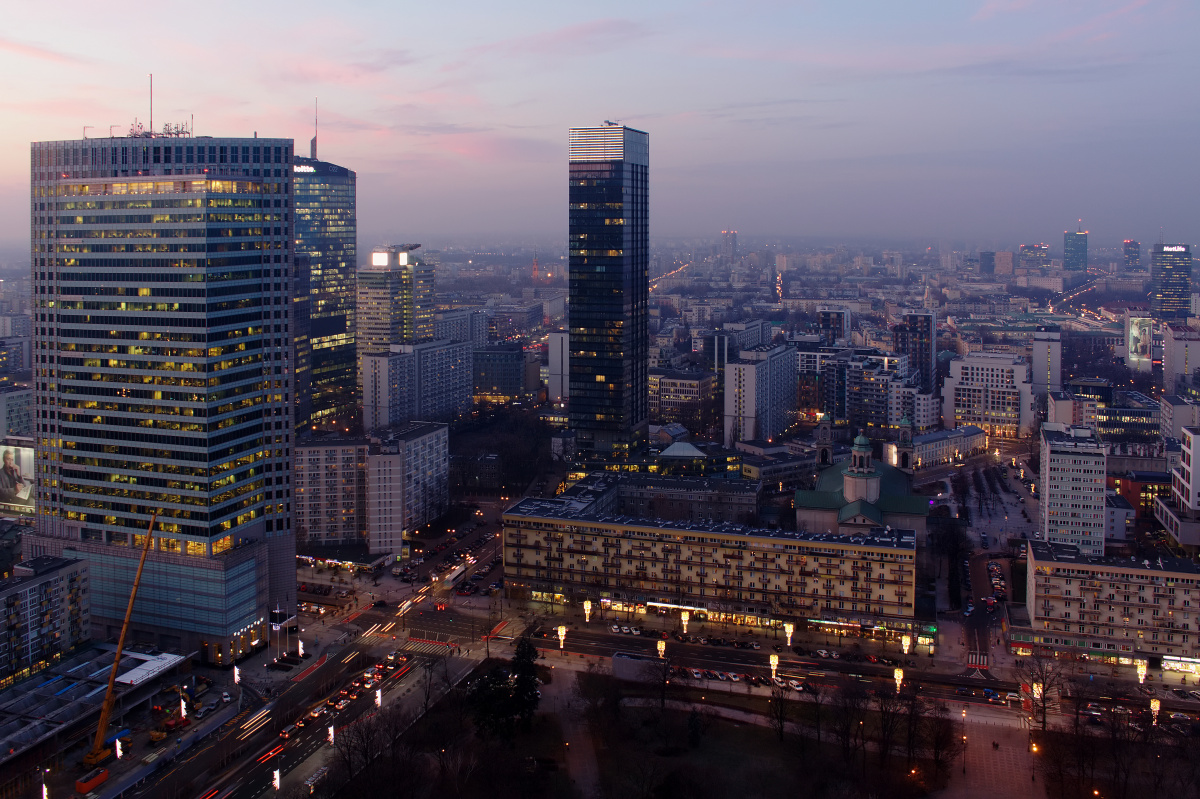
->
xmin=149 ymin=73 xmax=153 ymax=136
xmin=109 ymin=125 xmax=119 ymax=138
xmin=83 ymin=126 xmax=93 ymax=140
xmin=311 ymin=97 xmax=318 ymax=160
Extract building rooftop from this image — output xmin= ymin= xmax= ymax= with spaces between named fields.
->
xmin=0 ymin=557 xmax=82 ymax=593
xmin=375 ymin=421 xmax=448 ymax=444
xmin=1105 ymin=494 xmax=1135 ymax=511
xmin=1041 ymin=423 xmax=1102 ymax=448
xmin=1029 ymin=540 xmax=1200 ymax=575
xmin=912 ymin=425 xmax=985 ymax=445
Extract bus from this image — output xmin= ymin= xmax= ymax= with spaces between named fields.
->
xmin=442 ymin=564 xmax=468 ymax=589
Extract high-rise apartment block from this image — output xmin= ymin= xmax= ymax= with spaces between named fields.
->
xmin=357 ymin=245 xmax=434 ymax=353
xmin=0 ymin=556 xmax=89 ymax=689
xmin=1154 ymin=426 xmax=1200 ymax=550
xmin=1162 ymin=323 xmax=1200 ymax=399
xmin=568 ymin=125 xmax=649 ymax=457
xmin=1064 ymin=226 xmax=1088 ymax=271
xmin=434 ymin=309 xmax=490 ymax=346
xmin=360 ymin=340 xmax=473 ymax=431
xmin=818 ymin=308 xmax=851 ymax=346
xmin=547 ymin=331 xmax=570 ymax=402
xmin=293 ymin=153 xmax=356 ymax=429
xmin=942 ymin=352 xmax=1034 ymax=438
xmin=1031 ymin=325 xmax=1063 ymax=395
xmin=1151 ymin=243 xmax=1193 ymax=322
xmin=1039 ymin=423 xmax=1107 ymax=557
xmin=293 ymin=437 xmax=368 ymax=548
xmin=26 ymin=134 xmax=296 ymax=663
xmin=366 ymin=422 xmax=449 ymax=555
xmin=721 ymin=230 xmax=738 ymax=261
xmin=892 ymin=311 xmax=936 ymax=392
xmin=723 ymin=343 xmax=795 ymax=446
xmin=1124 ymin=239 xmax=1142 ymax=272
xmin=649 ymin=368 xmax=716 ymax=429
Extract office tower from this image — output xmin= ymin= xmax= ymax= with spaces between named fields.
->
xmin=1019 ymin=243 xmax=1049 ymax=269
xmin=1152 ymin=243 xmax=1193 ymax=322
xmin=1040 ymin=423 xmax=1106 ymax=557
xmin=293 ymin=153 xmax=357 ymax=429
xmin=291 ymin=258 xmax=312 ymax=432
xmin=1031 ymin=325 xmax=1063 ymax=395
xmin=942 ymin=352 xmax=1034 ymax=438
xmin=26 ymin=134 xmax=295 ymax=663
xmin=892 ymin=311 xmax=936 ymax=393
xmin=1064 ymin=225 xmax=1088 ymax=271
xmin=357 ymin=245 xmax=434 ymax=357
xmin=548 ymin=331 xmax=569 ymax=402
xmin=723 ymin=343 xmax=795 ymax=446
xmin=979 ymin=252 xmax=996 ymax=275
xmin=1124 ymin=240 xmax=1141 ymax=272
xmin=568 ymin=124 xmax=649 ymax=457
xmin=721 ymin=230 xmax=738 ymax=261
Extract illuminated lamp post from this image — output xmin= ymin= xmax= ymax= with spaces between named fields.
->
xmin=770 ymin=653 xmax=779 ymax=680
xmin=784 ymin=622 xmax=794 ymax=648
xmin=894 ymin=668 xmax=903 ymax=693
xmin=273 ymin=769 xmax=280 ymax=791
xmin=1150 ymin=698 xmax=1161 ymax=726
xmin=583 ymin=600 xmax=592 ymax=623
xmin=681 ymin=610 xmax=690 ymax=634
xmin=180 ymin=695 xmax=187 ymax=719
xmin=657 ymin=639 xmax=666 ymax=658
xmin=298 ymin=639 xmax=304 ymax=658
xmin=902 ymin=634 xmax=911 ymax=656
xmin=375 ymin=688 xmax=382 ymax=708
xmin=557 ymin=625 xmax=567 ymax=653
xmin=234 ymin=665 xmax=240 ymax=685
xmin=1136 ymin=660 xmax=1147 ymax=684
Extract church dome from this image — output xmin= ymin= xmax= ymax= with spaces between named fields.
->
xmin=853 ymin=433 xmax=871 ymax=449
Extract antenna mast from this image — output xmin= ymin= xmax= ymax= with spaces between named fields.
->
xmin=149 ymin=74 xmax=153 ymax=136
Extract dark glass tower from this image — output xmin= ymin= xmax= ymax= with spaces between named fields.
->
xmin=568 ymin=125 xmax=649 ymax=457
xmin=1151 ymin=243 xmax=1193 ymax=322
xmin=1124 ymin=239 xmax=1141 ymax=272
xmin=1064 ymin=226 xmax=1088 ymax=271
xmin=892 ymin=311 xmax=937 ymax=392
xmin=293 ymin=155 xmax=357 ymax=430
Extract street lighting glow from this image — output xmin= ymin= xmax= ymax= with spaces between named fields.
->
xmin=180 ymin=696 xmax=187 ymax=719
xmin=681 ymin=611 xmax=690 ymax=634
xmin=328 ymin=725 xmax=335 ymax=746
xmin=234 ymin=665 xmax=240 ymax=684
xmin=1150 ymin=698 xmax=1161 ymax=725
xmin=769 ymin=653 xmax=779 ymax=679
xmin=657 ymin=639 xmax=666 ymax=658
xmin=894 ymin=668 xmax=903 ymax=693
xmin=1136 ymin=660 xmax=1147 ymax=684
xmin=784 ymin=622 xmax=794 ymax=647
xmin=376 ymin=688 xmax=382 ymax=707
xmin=298 ymin=639 xmax=304 ymax=658
xmin=583 ymin=600 xmax=592 ymax=623
xmin=901 ymin=635 xmax=911 ymax=655
xmin=557 ymin=625 xmax=567 ymax=650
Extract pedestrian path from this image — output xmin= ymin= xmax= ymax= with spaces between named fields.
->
xmin=401 ymin=639 xmax=457 ymax=655
xmin=967 ymin=652 xmax=989 ymax=669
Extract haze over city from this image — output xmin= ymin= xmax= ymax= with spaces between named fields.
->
xmin=2 ymin=0 xmax=1198 ymax=252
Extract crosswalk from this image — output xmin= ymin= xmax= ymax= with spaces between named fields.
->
xmin=967 ymin=651 xmax=990 ymax=669
xmin=401 ymin=639 xmax=458 ymax=655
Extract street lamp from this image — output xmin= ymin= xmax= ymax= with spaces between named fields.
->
xmin=298 ymin=639 xmax=304 ymax=658
xmin=770 ymin=653 xmax=779 ymax=680
xmin=375 ymin=688 xmax=382 ymax=708
xmin=1150 ymin=698 xmax=1161 ymax=726
xmin=681 ymin=610 xmax=690 ymax=634
xmin=901 ymin=634 xmax=911 ymax=656
xmin=784 ymin=622 xmax=794 ymax=648
xmin=894 ymin=667 xmax=904 ymax=693
xmin=557 ymin=625 xmax=567 ymax=652
xmin=180 ymin=695 xmax=187 ymax=719
xmin=273 ymin=769 xmax=280 ymax=791
xmin=234 ymin=665 xmax=240 ymax=685
xmin=657 ymin=639 xmax=666 ymax=658
xmin=1136 ymin=660 xmax=1148 ymax=684
xmin=583 ymin=600 xmax=592 ymax=623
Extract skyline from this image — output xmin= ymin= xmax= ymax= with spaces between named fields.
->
xmin=3 ymin=0 xmax=1199 ymax=252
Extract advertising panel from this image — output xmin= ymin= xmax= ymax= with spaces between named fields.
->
xmin=1127 ymin=317 xmax=1152 ymax=363
xmin=0 ymin=444 xmax=33 ymax=514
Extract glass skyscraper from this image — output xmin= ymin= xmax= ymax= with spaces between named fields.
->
xmin=293 ymin=155 xmax=356 ymax=430
xmin=1064 ymin=226 xmax=1088 ymax=271
xmin=1152 ymin=243 xmax=1193 ymax=322
xmin=26 ymin=133 xmax=296 ymax=664
xmin=568 ymin=125 xmax=649 ymax=457
xmin=1124 ymin=239 xmax=1141 ymax=272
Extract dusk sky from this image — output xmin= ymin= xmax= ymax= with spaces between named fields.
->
xmin=2 ymin=0 xmax=1197 ymax=254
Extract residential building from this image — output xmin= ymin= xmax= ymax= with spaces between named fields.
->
xmin=568 ymin=125 xmax=649 ymax=456
xmin=1040 ymin=423 xmax=1106 ymax=557
xmin=1154 ymin=426 xmax=1200 ymax=551
xmin=0 ymin=556 xmax=89 ymax=690
xmin=1031 ymin=325 xmax=1062 ymax=395
xmin=1160 ymin=395 xmax=1200 ymax=440
xmin=367 ymin=422 xmax=449 ymax=555
xmin=293 ymin=436 xmax=368 ymax=548
xmin=942 ymin=352 xmax=1034 ymax=438
xmin=434 ymin=308 xmax=490 ymax=346
xmin=887 ymin=374 xmax=938 ymax=433
xmin=1015 ymin=541 xmax=1200 ymax=667
xmin=1162 ymin=324 xmax=1200 ymax=395
xmin=613 ymin=474 xmax=760 ymax=525
xmin=724 ymin=343 xmax=794 ymax=446
xmin=547 ymin=331 xmax=569 ymax=402
xmin=293 ymin=153 xmax=357 ymax=429
xmin=818 ymin=308 xmax=851 ymax=346
xmin=1064 ymin=226 xmax=1088 ymax=271
xmin=649 ymin=368 xmax=716 ymax=429
xmin=0 ymin=387 xmax=32 ymax=437
xmin=1104 ymin=493 xmax=1135 ymax=540
xmin=892 ymin=312 xmax=936 ymax=392
xmin=474 ymin=343 xmax=539 ymax=403
xmin=721 ymin=230 xmax=738 ymax=261
xmin=502 ymin=474 xmax=921 ymax=644
xmin=1116 ymin=471 xmax=1170 ymax=534
xmin=25 ymin=134 xmax=296 ymax=665
xmin=1152 ymin=243 xmax=1192 ymax=322
xmin=360 ymin=340 xmax=472 ymax=431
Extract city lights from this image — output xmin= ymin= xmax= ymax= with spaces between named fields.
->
xmin=901 ymin=635 xmax=911 ymax=655
xmin=657 ymin=639 xmax=666 ymax=658
xmin=894 ymin=668 xmax=903 ymax=693
xmin=1136 ymin=660 xmax=1147 ymax=684
xmin=769 ymin=653 xmax=779 ymax=680
xmin=583 ymin=600 xmax=592 ymax=623
xmin=784 ymin=622 xmax=794 ymax=647
xmin=557 ymin=625 xmax=567 ymax=650
xmin=681 ymin=611 xmax=690 ymax=634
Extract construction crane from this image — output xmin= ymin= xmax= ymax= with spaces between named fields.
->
xmin=83 ymin=512 xmax=159 ymax=767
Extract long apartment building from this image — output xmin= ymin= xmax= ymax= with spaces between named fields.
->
xmin=1040 ymin=423 xmax=1107 ymax=557
xmin=942 ymin=351 xmax=1034 ymax=437
xmin=1016 ymin=541 xmax=1200 ymax=671
xmin=1154 ymin=425 xmax=1200 ymax=551
xmin=0 ymin=556 xmax=89 ymax=690
xmin=502 ymin=475 xmax=919 ymax=640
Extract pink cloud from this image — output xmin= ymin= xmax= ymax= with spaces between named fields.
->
xmin=0 ymin=36 xmax=90 ymax=64
xmin=468 ymin=18 xmax=652 ymax=60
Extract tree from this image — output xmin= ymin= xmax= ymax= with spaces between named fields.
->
xmin=467 ymin=667 xmax=517 ymax=739
xmin=807 ymin=681 xmax=829 ymax=746
xmin=767 ymin=685 xmax=792 ymax=741
xmin=573 ymin=661 xmax=622 ymax=729
xmin=509 ymin=636 xmax=541 ymax=730
xmin=640 ymin=655 xmax=675 ymax=716
xmin=873 ymin=688 xmax=904 ymax=766
xmin=1012 ymin=650 xmax=1064 ymax=731
xmin=924 ymin=702 xmax=964 ymax=775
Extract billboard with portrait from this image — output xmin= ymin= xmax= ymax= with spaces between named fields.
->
xmin=1127 ymin=317 xmax=1152 ymax=364
xmin=0 ymin=444 xmax=34 ymax=514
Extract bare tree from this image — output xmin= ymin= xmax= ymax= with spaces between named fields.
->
xmin=924 ymin=701 xmax=965 ymax=775
xmin=873 ymin=688 xmax=904 ymax=766
xmin=829 ymin=681 xmax=869 ymax=764
xmin=767 ymin=685 xmax=792 ymax=741
xmin=807 ymin=681 xmax=830 ymax=746
xmin=437 ymin=742 xmax=480 ymax=799
xmin=639 ymin=655 xmax=675 ymax=715
xmin=1011 ymin=650 xmax=1064 ymax=731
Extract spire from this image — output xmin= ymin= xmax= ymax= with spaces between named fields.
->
xmin=310 ymin=97 xmax=318 ymax=160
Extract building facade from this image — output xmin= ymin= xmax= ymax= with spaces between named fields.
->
xmin=649 ymin=369 xmax=716 ymax=429
xmin=473 ymin=343 xmax=539 ymax=403
xmin=568 ymin=125 xmax=650 ymax=456
xmin=26 ymin=134 xmax=296 ymax=664
xmin=892 ymin=312 xmax=936 ymax=392
xmin=547 ymin=331 xmax=569 ymax=402
xmin=724 ymin=344 xmax=794 ymax=447
xmin=1162 ymin=324 xmax=1200 ymax=396
xmin=942 ymin=352 xmax=1034 ymax=438
xmin=1123 ymin=240 xmax=1141 ymax=272
xmin=356 ymin=244 xmax=434 ymax=356
xmin=0 ymin=387 xmax=32 ymax=437
xmin=1031 ymin=325 xmax=1062 ymax=395
xmin=1154 ymin=426 xmax=1200 ymax=551
xmin=293 ymin=155 xmax=356 ymax=429
xmin=293 ymin=437 xmax=368 ymax=548
xmin=1152 ymin=243 xmax=1193 ymax=322
xmin=360 ymin=340 xmax=472 ymax=431
xmin=0 ymin=556 xmax=88 ymax=690
xmin=1064 ymin=227 xmax=1088 ymax=272
xmin=884 ymin=425 xmax=987 ymax=471
xmin=1040 ymin=423 xmax=1106 ymax=557
xmin=366 ymin=422 xmax=449 ymax=555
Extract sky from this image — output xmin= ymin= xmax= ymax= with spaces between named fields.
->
xmin=1 ymin=0 xmax=1197 ymax=255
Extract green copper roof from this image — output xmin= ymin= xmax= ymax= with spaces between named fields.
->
xmin=838 ymin=500 xmax=883 ymax=525
xmin=853 ymin=433 xmax=871 ymax=448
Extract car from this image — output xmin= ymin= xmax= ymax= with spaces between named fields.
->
xmin=1190 ymin=691 xmax=1200 ymax=702
xmin=750 ymin=642 xmax=760 ymax=650
xmin=610 ymin=624 xmax=620 ymax=634
xmin=727 ymin=672 xmax=740 ymax=682
xmin=1170 ymin=712 xmax=1192 ymax=721
xmin=715 ymin=671 xmax=728 ymax=681
xmin=955 ymin=687 xmax=974 ymax=697
xmin=1172 ymin=688 xmax=1190 ymax=700
xmin=772 ymin=676 xmax=785 ymax=687
xmin=689 ymin=669 xmax=704 ymax=680
xmin=294 ymin=716 xmax=307 ymax=728
xmin=630 ymin=627 xmax=642 ymax=636
xmin=373 ymin=600 xmax=388 ymax=608
xmin=773 ymin=644 xmax=784 ymax=653
xmin=621 ymin=626 xmax=631 ymax=634
xmin=309 ymin=707 xmax=326 ymax=720
xmin=221 ymin=691 xmax=231 ymax=703
xmin=817 ymin=649 xmax=829 ymax=658
xmin=788 ymin=679 xmax=802 ymax=690
xmin=703 ymin=670 xmax=719 ymax=680
xmin=1136 ymin=685 xmax=1156 ymax=697
xmin=335 ymin=699 xmax=350 ymax=711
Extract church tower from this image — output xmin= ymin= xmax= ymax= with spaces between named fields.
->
xmin=895 ymin=416 xmax=915 ymax=473
xmin=843 ymin=432 xmax=881 ymax=503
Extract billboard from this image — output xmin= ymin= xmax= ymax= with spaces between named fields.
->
xmin=1128 ymin=317 xmax=1152 ymax=363
xmin=0 ymin=444 xmax=33 ymax=514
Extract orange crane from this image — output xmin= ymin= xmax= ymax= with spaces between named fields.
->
xmin=83 ymin=512 xmax=159 ymax=767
